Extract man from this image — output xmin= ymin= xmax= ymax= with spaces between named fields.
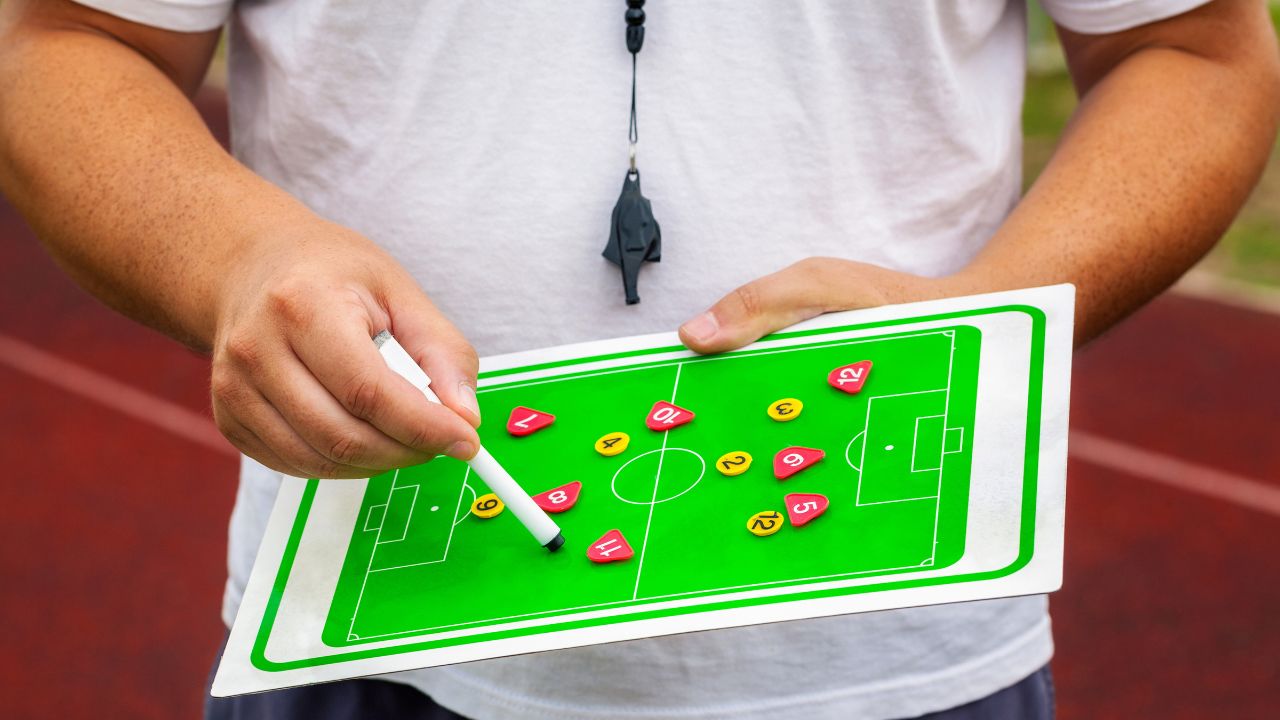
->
xmin=0 ymin=1 xmax=1276 ymax=718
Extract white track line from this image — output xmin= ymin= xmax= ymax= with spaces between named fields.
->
xmin=0 ymin=332 xmax=234 ymax=457
xmin=1070 ymin=430 xmax=1280 ymax=518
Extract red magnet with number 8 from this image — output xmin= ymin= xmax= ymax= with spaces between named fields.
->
xmin=645 ymin=400 xmax=695 ymax=431
xmin=828 ymin=360 xmax=872 ymax=394
xmin=773 ymin=446 xmax=824 ymax=479
xmin=532 ymin=481 xmax=582 ymax=513
xmin=784 ymin=492 xmax=830 ymax=526
xmin=506 ymin=406 xmax=555 ymax=436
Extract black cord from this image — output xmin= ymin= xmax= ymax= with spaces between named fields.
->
xmin=629 ymin=53 xmax=639 ymax=146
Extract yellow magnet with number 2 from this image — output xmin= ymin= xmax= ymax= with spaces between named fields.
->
xmin=716 ymin=451 xmax=753 ymax=476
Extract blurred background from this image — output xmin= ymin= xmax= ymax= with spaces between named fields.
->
xmin=1 ymin=4 xmax=1278 ymax=718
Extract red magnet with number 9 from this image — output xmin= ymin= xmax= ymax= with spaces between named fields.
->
xmin=773 ymin=446 xmax=824 ymax=479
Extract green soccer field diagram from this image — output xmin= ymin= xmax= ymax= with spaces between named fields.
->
xmin=321 ymin=326 xmax=980 ymax=646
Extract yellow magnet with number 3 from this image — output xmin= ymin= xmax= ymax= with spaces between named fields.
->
xmin=767 ymin=398 xmax=803 ymax=422
xmin=747 ymin=510 xmax=785 ymax=537
xmin=471 ymin=492 xmax=505 ymax=519
xmin=595 ymin=431 xmax=630 ymax=457
xmin=716 ymin=451 xmax=753 ymax=476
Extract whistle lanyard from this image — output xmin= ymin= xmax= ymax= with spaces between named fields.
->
xmin=602 ymin=0 xmax=662 ymax=305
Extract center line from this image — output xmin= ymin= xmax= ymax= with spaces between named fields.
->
xmin=632 ymin=362 xmax=682 ymax=600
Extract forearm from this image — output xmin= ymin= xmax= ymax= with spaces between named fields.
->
xmin=0 ymin=21 xmax=310 ymax=351
xmin=950 ymin=16 xmax=1280 ymax=344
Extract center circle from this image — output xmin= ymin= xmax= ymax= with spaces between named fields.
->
xmin=611 ymin=448 xmax=706 ymax=505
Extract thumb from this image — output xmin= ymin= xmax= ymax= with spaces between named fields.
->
xmin=384 ymin=279 xmax=483 ymax=431
xmin=678 ymin=260 xmax=833 ymax=354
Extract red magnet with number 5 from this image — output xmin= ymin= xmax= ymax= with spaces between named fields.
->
xmin=784 ymin=492 xmax=830 ymax=526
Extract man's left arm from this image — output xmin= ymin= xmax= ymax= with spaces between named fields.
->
xmin=679 ymin=0 xmax=1280 ymax=352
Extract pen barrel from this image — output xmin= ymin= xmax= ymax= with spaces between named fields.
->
xmin=467 ymin=447 xmax=562 ymax=546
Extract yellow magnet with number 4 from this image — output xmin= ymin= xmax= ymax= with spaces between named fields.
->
xmin=716 ymin=451 xmax=753 ymax=476
xmin=595 ymin=431 xmax=630 ymax=457
xmin=767 ymin=398 xmax=803 ymax=422
xmin=747 ymin=510 xmax=785 ymax=537
xmin=471 ymin=492 xmax=505 ymax=519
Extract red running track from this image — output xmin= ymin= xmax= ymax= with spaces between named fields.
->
xmin=0 ymin=88 xmax=1276 ymax=719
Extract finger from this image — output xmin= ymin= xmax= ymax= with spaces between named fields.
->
xmin=678 ymin=260 xmax=838 ymax=354
xmin=385 ymin=283 xmax=482 ymax=429
xmin=281 ymin=303 xmax=479 ymax=460
xmin=255 ymin=346 xmax=438 ymax=471
xmin=212 ymin=407 xmax=310 ymax=478
xmin=213 ymin=376 xmax=377 ymax=479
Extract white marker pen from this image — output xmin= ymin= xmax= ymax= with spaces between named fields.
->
xmin=373 ymin=330 xmax=565 ymax=552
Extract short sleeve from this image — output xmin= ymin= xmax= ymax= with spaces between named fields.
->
xmin=1039 ymin=0 xmax=1214 ymax=34
xmin=70 ymin=0 xmax=232 ymax=33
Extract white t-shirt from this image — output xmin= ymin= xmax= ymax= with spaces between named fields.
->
xmin=78 ymin=1 xmax=1208 ymax=717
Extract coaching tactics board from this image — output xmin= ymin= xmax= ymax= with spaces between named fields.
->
xmin=213 ymin=285 xmax=1073 ymax=696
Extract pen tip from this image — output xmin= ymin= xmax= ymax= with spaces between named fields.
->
xmin=545 ymin=533 xmax=566 ymax=553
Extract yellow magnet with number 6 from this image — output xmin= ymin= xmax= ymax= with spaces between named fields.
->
xmin=767 ymin=398 xmax=803 ymax=422
xmin=471 ymin=492 xmax=505 ymax=519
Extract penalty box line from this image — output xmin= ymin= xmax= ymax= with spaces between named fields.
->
xmin=367 ymin=467 xmax=472 ymax=575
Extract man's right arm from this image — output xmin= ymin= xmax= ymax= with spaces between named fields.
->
xmin=0 ymin=0 xmax=482 ymax=478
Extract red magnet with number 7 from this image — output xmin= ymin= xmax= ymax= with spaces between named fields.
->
xmin=506 ymin=406 xmax=555 ymax=436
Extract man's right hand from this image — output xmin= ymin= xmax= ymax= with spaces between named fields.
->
xmin=210 ymin=217 xmax=481 ymax=479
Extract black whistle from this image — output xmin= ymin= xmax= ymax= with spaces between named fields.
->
xmin=602 ymin=170 xmax=661 ymax=305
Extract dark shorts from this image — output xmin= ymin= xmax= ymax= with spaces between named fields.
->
xmin=206 ymin=647 xmax=1053 ymax=720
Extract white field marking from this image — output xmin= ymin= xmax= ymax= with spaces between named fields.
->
xmin=477 ymin=330 xmax=951 ymax=395
xmin=363 ymin=504 xmax=388 ymax=533
xmin=0 ymin=333 xmax=236 ymax=456
xmin=610 ymin=448 xmax=706 ymax=506
xmin=1069 ymin=430 xmax=1280 ymax=519
xmin=350 ymin=556 xmax=934 ymax=642
xmin=910 ymin=414 xmax=945 ymax=473
xmin=369 ymin=468 xmax=472 ymax=574
xmin=845 ymin=430 xmax=866 ymax=472
xmin=632 ymin=362 xmax=682 ymax=601
xmin=944 ymin=427 xmax=965 ymax=454
xmin=928 ymin=333 xmax=958 ymax=558
xmin=348 ymin=468 xmax=400 ymax=638
xmin=375 ymin=485 xmax=419 ymax=544
xmin=852 ymin=389 xmax=948 ymax=506
xmin=856 ymin=495 xmax=939 ymax=506
xmin=454 ymin=480 xmax=477 ymax=528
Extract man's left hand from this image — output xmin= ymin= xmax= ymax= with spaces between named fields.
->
xmin=678 ymin=257 xmax=947 ymax=354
